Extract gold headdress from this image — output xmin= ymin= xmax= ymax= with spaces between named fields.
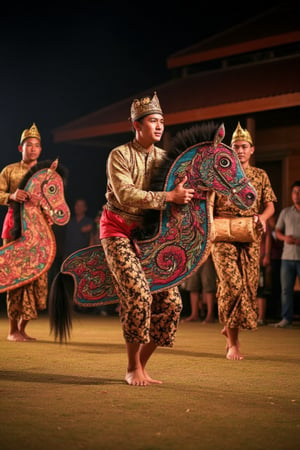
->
xmin=20 ymin=123 xmax=41 ymax=144
xmin=130 ymin=91 xmax=163 ymax=122
xmin=231 ymin=122 xmax=253 ymax=146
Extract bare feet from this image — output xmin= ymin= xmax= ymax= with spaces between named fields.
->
xmin=181 ymin=316 xmax=200 ymax=322
xmin=201 ymin=318 xmax=214 ymax=324
xmin=19 ymin=331 xmax=36 ymax=341
xmin=125 ymin=368 xmax=150 ymax=386
xmin=7 ymin=331 xmax=27 ymax=342
xmin=143 ymin=369 xmax=162 ymax=385
xmin=221 ymin=327 xmax=230 ymax=353
xmin=125 ymin=368 xmax=162 ymax=386
xmin=226 ymin=345 xmax=244 ymax=360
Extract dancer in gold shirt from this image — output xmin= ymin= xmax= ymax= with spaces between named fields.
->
xmin=0 ymin=123 xmax=47 ymax=341
xmin=100 ymin=93 xmax=195 ymax=385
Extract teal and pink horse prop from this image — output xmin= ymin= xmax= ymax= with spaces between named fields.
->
xmin=49 ymin=122 xmax=257 ymax=341
xmin=0 ymin=159 xmax=70 ymax=293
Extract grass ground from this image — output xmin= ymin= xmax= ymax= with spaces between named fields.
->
xmin=0 ymin=313 xmax=299 ymax=450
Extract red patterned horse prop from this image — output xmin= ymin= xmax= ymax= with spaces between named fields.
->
xmin=0 ymin=159 xmax=70 ymax=292
xmin=49 ymin=122 xmax=257 ymax=341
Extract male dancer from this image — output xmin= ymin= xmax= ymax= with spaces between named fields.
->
xmin=0 ymin=123 xmax=47 ymax=341
xmin=100 ymin=93 xmax=194 ymax=385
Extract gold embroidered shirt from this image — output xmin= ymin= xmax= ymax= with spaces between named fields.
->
xmin=0 ymin=161 xmax=30 ymax=206
xmin=105 ymin=139 xmax=167 ymax=224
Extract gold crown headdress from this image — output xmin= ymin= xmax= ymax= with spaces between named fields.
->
xmin=130 ymin=91 xmax=163 ymax=122
xmin=231 ymin=122 xmax=253 ymax=146
xmin=20 ymin=123 xmax=41 ymax=144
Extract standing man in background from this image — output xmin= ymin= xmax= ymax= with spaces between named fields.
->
xmin=274 ymin=180 xmax=300 ymax=328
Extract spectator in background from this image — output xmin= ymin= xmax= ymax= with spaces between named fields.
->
xmin=273 ymin=181 xmax=300 ymax=328
xmin=90 ymin=207 xmax=103 ymax=245
xmin=64 ymin=198 xmax=93 ymax=257
xmin=181 ymin=254 xmax=217 ymax=323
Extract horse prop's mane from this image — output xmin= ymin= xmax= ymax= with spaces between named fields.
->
xmin=133 ymin=121 xmax=220 ymax=239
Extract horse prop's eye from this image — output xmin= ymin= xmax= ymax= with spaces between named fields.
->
xmin=55 ymin=209 xmax=65 ymax=217
xmin=246 ymin=193 xmax=255 ymax=200
xmin=219 ymin=157 xmax=231 ymax=169
xmin=48 ymin=184 xmax=57 ymax=194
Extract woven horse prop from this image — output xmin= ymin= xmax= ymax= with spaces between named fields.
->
xmin=49 ymin=122 xmax=257 ymax=341
xmin=0 ymin=159 xmax=70 ymax=293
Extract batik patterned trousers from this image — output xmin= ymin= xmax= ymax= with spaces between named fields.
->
xmin=211 ymin=240 xmax=260 ymax=330
xmin=6 ymin=272 xmax=48 ymax=321
xmin=101 ymin=237 xmax=182 ymax=346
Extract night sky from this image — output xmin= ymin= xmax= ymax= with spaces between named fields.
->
xmin=0 ymin=3 xmax=280 ymax=219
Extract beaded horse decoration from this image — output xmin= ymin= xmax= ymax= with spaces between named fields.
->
xmin=49 ymin=122 xmax=257 ymax=342
xmin=0 ymin=159 xmax=70 ymax=292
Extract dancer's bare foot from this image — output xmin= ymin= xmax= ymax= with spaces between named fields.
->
xmin=221 ymin=327 xmax=241 ymax=354
xmin=201 ymin=318 xmax=214 ymax=324
xmin=19 ymin=330 xmax=36 ymax=341
xmin=7 ymin=331 xmax=27 ymax=342
xmin=221 ymin=327 xmax=230 ymax=353
xmin=125 ymin=368 xmax=151 ymax=386
xmin=182 ymin=316 xmax=200 ymax=322
xmin=226 ymin=345 xmax=244 ymax=360
xmin=143 ymin=369 xmax=162 ymax=385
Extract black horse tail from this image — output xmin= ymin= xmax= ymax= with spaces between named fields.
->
xmin=48 ymin=272 xmax=75 ymax=343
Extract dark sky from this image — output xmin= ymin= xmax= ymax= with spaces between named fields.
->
xmin=0 ymin=3 xmax=281 ymax=217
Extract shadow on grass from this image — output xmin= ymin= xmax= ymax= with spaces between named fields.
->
xmin=29 ymin=340 xmax=300 ymax=364
xmin=39 ymin=339 xmax=226 ymax=359
xmin=0 ymin=369 xmax=123 ymax=385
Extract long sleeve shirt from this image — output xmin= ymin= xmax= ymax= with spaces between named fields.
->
xmin=0 ymin=161 xmax=30 ymax=207
xmin=105 ymin=139 xmax=167 ymax=224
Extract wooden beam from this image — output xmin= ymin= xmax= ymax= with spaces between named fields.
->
xmin=53 ymin=93 xmax=300 ymax=143
xmin=167 ymin=32 xmax=300 ymax=69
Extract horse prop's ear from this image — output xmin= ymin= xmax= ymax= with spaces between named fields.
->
xmin=213 ymin=124 xmax=225 ymax=148
xmin=50 ymin=159 xmax=59 ymax=172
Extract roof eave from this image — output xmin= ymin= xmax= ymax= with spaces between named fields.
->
xmin=167 ymin=31 xmax=300 ymax=69
xmin=53 ymin=93 xmax=300 ymax=143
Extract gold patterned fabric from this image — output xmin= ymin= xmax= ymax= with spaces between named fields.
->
xmin=0 ymin=161 xmax=30 ymax=206
xmin=102 ymin=237 xmax=182 ymax=346
xmin=6 ymin=272 xmax=48 ymax=321
xmin=0 ymin=160 xmax=48 ymax=320
xmin=211 ymin=166 xmax=277 ymax=329
xmin=104 ymin=139 xmax=167 ymax=226
xmin=101 ymin=138 xmax=183 ymax=345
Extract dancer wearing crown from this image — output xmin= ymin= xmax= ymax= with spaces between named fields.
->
xmin=211 ymin=122 xmax=277 ymax=360
xmin=100 ymin=92 xmax=194 ymax=385
xmin=0 ymin=123 xmax=48 ymax=341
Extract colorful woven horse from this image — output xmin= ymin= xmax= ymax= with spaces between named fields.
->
xmin=0 ymin=159 xmax=70 ymax=292
xmin=49 ymin=122 xmax=257 ymax=341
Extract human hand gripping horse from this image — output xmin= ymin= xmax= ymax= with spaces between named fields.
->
xmin=49 ymin=122 xmax=257 ymax=342
xmin=0 ymin=159 xmax=70 ymax=293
